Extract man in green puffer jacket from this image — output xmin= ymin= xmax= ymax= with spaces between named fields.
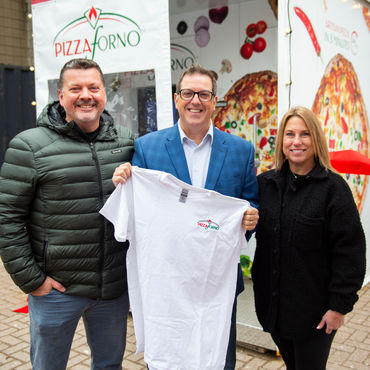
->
xmin=0 ymin=58 xmax=135 ymax=370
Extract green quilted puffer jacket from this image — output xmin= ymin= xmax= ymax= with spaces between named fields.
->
xmin=0 ymin=101 xmax=135 ymax=299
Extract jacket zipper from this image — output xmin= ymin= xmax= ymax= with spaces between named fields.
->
xmin=89 ymin=142 xmax=105 ymax=298
xmin=43 ymin=240 xmax=48 ymax=272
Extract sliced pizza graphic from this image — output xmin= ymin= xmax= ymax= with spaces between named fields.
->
xmin=312 ymin=53 xmax=369 ymax=212
xmin=212 ymin=70 xmax=278 ymax=174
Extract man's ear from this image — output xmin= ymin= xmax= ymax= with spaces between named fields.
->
xmin=211 ymin=95 xmax=218 ymax=112
xmin=58 ymin=89 xmax=64 ymax=106
xmin=174 ymin=93 xmax=179 ymax=109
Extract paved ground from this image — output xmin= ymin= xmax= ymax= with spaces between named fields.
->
xmin=0 ymin=263 xmax=369 ymax=369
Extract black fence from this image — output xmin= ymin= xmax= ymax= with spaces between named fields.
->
xmin=0 ymin=65 xmax=36 ymax=164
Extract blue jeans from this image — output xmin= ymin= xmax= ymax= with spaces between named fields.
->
xmin=28 ymin=289 xmax=129 ymax=370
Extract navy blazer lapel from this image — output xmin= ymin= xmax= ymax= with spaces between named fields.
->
xmin=205 ymin=128 xmax=227 ymax=190
xmin=164 ymin=125 xmax=192 ymax=184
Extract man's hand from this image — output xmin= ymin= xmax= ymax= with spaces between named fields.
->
xmin=31 ymin=276 xmax=66 ymax=296
xmin=316 ymin=310 xmax=345 ymax=334
xmin=112 ymin=162 xmax=132 ymax=187
xmin=242 ymin=207 xmax=259 ymax=230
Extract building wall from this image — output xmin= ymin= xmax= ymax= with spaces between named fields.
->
xmin=0 ymin=0 xmax=33 ymax=67
xmin=0 ymin=1 xmax=36 ymax=163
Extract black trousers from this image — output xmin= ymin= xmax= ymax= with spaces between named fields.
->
xmin=271 ymin=330 xmax=336 ymax=370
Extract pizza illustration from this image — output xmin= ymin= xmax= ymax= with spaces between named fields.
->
xmin=362 ymin=5 xmax=370 ymax=32
xmin=312 ymin=53 xmax=369 ymax=212
xmin=212 ymin=70 xmax=278 ymax=174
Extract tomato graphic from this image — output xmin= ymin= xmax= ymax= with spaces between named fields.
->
xmin=256 ymin=20 xmax=267 ymax=34
xmin=246 ymin=23 xmax=257 ymax=38
xmin=241 ymin=20 xmax=268 ymax=60
xmin=253 ymin=37 xmax=266 ymax=52
xmin=240 ymin=43 xmax=253 ymax=59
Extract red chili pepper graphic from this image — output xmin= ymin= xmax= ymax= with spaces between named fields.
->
xmin=341 ymin=117 xmax=348 ymax=134
xmin=294 ymin=7 xmax=323 ymax=64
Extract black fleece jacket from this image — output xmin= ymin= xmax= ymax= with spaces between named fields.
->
xmin=252 ymin=162 xmax=366 ymax=336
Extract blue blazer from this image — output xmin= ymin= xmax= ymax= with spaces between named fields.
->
xmin=132 ymin=123 xmax=259 ymax=293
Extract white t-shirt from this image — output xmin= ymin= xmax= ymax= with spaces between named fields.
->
xmin=100 ymin=167 xmax=249 ymax=370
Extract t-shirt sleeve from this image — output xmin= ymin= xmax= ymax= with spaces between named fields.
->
xmin=100 ymin=180 xmax=133 ymax=242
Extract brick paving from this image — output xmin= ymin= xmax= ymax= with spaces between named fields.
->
xmin=0 ymin=263 xmax=369 ymax=369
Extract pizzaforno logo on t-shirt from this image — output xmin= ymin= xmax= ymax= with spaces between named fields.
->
xmin=197 ymin=219 xmax=220 ymax=230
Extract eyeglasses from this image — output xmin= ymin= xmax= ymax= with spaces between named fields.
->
xmin=178 ymin=89 xmax=214 ymax=102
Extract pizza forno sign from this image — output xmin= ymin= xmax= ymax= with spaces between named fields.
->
xmin=31 ymin=0 xmax=172 ymax=128
xmin=53 ymin=5 xmax=142 ymax=60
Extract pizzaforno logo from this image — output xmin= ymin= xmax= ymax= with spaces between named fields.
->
xmin=171 ymin=43 xmax=196 ymax=71
xmin=53 ymin=6 xmax=142 ymax=60
xmin=197 ymin=219 xmax=220 ymax=231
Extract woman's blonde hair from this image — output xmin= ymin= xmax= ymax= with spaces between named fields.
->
xmin=274 ymin=106 xmax=333 ymax=171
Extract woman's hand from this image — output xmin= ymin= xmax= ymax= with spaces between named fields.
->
xmin=317 ymin=309 xmax=345 ymax=334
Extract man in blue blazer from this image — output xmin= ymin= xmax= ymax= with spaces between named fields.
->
xmin=113 ymin=64 xmax=259 ymax=369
